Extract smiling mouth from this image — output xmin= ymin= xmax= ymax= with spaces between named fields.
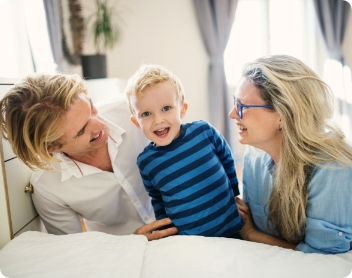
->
xmin=154 ymin=128 xmax=169 ymax=137
xmin=90 ymin=131 xmax=101 ymax=142
xmin=239 ymin=125 xmax=247 ymax=131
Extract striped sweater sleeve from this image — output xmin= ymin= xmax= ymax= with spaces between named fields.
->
xmin=210 ymin=124 xmax=240 ymax=196
xmin=139 ymin=168 xmax=168 ymax=220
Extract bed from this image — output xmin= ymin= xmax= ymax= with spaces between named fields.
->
xmin=0 ymin=79 xmax=351 ymax=278
xmin=0 ymin=231 xmax=351 ymax=278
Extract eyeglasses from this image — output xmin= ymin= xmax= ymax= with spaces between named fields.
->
xmin=233 ymin=96 xmax=273 ymax=119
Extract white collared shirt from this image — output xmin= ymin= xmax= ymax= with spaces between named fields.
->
xmin=30 ymin=96 xmax=155 ymax=235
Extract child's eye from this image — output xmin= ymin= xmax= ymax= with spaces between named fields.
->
xmin=162 ymin=106 xmax=171 ymax=112
xmin=141 ymin=111 xmax=151 ymax=117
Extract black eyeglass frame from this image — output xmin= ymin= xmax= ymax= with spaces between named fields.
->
xmin=233 ymin=96 xmax=274 ymax=119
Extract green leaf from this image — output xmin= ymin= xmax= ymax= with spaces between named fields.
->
xmin=86 ymin=0 xmax=121 ymax=54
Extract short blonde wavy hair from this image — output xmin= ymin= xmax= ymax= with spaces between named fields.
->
xmin=125 ymin=64 xmax=184 ymax=115
xmin=0 ymin=73 xmax=88 ymax=171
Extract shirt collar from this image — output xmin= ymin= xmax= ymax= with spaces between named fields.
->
xmin=99 ymin=114 xmax=125 ymax=147
xmin=58 ymin=153 xmax=85 ymax=181
xmin=263 ymin=153 xmax=275 ymax=175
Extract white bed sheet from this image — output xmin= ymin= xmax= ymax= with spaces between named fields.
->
xmin=0 ymin=232 xmax=147 ymax=278
xmin=0 ymin=231 xmax=351 ymax=278
xmin=143 ymin=236 xmax=352 ymax=278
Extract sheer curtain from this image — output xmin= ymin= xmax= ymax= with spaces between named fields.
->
xmin=0 ymin=0 xmax=34 ymax=78
xmin=192 ymin=0 xmax=238 ymax=143
xmin=22 ymin=0 xmax=56 ymax=73
xmin=0 ymin=0 xmax=57 ymax=78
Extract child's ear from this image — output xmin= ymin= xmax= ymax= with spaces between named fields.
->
xmin=130 ymin=115 xmax=141 ymax=128
xmin=180 ymin=102 xmax=188 ymax=119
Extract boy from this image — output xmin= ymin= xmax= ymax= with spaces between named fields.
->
xmin=125 ymin=64 xmax=243 ymax=237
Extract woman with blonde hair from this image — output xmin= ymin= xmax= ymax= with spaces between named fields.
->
xmin=0 ymin=73 xmax=177 ymax=239
xmin=230 ymin=55 xmax=352 ymax=254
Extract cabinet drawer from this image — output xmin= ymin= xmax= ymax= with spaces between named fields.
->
xmin=14 ymin=216 xmax=45 ymax=238
xmin=3 ymin=139 xmax=16 ymax=161
xmin=5 ymin=157 xmax=37 ymax=235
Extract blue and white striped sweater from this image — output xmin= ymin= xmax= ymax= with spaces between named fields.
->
xmin=137 ymin=120 xmax=243 ymax=237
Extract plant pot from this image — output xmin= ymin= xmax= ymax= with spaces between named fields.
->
xmin=81 ymin=54 xmax=107 ymax=79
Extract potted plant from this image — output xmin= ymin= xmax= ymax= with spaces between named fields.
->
xmin=81 ymin=0 xmax=121 ymax=79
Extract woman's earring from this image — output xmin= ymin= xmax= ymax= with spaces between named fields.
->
xmin=278 ymin=125 xmax=282 ymax=131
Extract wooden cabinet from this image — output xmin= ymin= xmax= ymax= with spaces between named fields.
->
xmin=0 ymin=79 xmax=42 ymax=249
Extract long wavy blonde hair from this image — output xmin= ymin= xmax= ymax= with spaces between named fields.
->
xmin=243 ymin=55 xmax=352 ymax=243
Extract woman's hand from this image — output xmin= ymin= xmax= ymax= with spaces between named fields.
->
xmin=134 ymin=218 xmax=178 ymax=241
xmin=235 ymin=197 xmax=256 ymax=241
xmin=235 ymin=197 xmax=297 ymax=250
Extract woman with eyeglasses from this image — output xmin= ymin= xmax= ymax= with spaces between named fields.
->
xmin=229 ymin=55 xmax=352 ymax=254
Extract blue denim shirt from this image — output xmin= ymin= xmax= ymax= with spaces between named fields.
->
xmin=242 ymin=150 xmax=352 ymax=254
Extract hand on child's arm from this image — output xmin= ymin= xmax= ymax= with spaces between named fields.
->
xmin=235 ymin=197 xmax=256 ymax=240
xmin=235 ymin=197 xmax=297 ymax=250
xmin=134 ymin=218 xmax=178 ymax=241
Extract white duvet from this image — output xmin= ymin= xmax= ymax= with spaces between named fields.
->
xmin=0 ymin=231 xmax=351 ymax=278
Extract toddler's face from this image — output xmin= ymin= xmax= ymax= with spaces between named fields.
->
xmin=130 ymin=81 xmax=187 ymax=146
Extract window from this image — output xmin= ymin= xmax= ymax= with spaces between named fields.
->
xmin=224 ymin=0 xmax=318 ymax=86
xmin=324 ymin=59 xmax=352 ymax=140
xmin=0 ymin=0 xmax=33 ymax=78
xmin=224 ymin=0 xmax=319 ymax=166
xmin=22 ymin=0 xmax=56 ymax=73
xmin=0 ymin=0 xmax=55 ymax=78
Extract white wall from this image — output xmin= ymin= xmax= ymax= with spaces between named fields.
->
xmin=60 ymin=0 xmax=352 ymax=125
xmin=77 ymin=0 xmax=209 ymax=124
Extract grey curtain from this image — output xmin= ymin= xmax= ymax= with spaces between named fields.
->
xmin=313 ymin=0 xmax=352 ymax=140
xmin=313 ymin=0 xmax=350 ymax=64
xmin=193 ymin=0 xmax=238 ymax=142
xmin=43 ymin=0 xmax=63 ymax=72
